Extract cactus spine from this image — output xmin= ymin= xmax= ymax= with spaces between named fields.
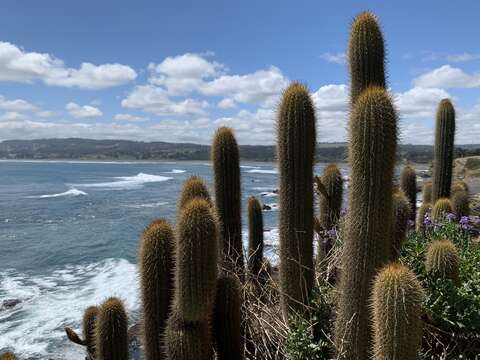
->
xmin=400 ymin=165 xmax=417 ymax=221
xmin=0 ymin=353 xmax=18 ymax=360
xmin=177 ymin=176 xmax=212 ymax=217
xmin=318 ymin=164 xmax=344 ymax=230
xmin=247 ymin=196 xmax=264 ymax=278
xmin=451 ymin=190 xmax=470 ymax=219
xmin=391 ymin=191 xmax=411 ymax=260
xmin=431 ymin=198 xmax=453 ymax=222
xmin=371 ymin=263 xmax=424 ymax=360
xmin=174 ymin=198 xmax=218 ymax=322
xmin=213 ymin=276 xmax=243 ymax=360
xmin=422 ymin=181 xmax=433 ymax=204
xmin=277 ymin=82 xmax=316 ymax=317
xmin=425 ymin=239 xmax=460 ymax=285
xmin=335 ymin=87 xmax=397 ymax=360
xmin=139 ymin=219 xmax=175 ymax=360
xmin=348 ymin=12 xmax=386 ymax=104
xmin=96 ymin=297 xmax=129 ymax=360
xmin=416 ymin=203 xmax=432 ymax=232
xmin=432 ymin=99 xmax=455 ymax=202
xmin=451 ymin=180 xmax=469 ymax=195
xmin=211 ymin=127 xmax=243 ymax=273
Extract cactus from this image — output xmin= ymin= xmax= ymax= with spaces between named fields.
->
xmin=65 ymin=305 xmax=98 ymax=357
xmin=400 ymin=165 xmax=417 ymax=221
xmin=422 ymin=181 xmax=433 ymax=204
xmin=334 ymin=87 xmax=397 ymax=360
xmin=139 ymin=219 xmax=175 ymax=360
xmin=371 ymin=263 xmax=424 ymax=360
xmin=432 ymin=99 xmax=456 ymax=202
xmin=317 ymin=164 xmax=344 ymax=230
xmin=164 ymin=312 xmax=211 ymax=360
xmin=452 ymin=190 xmax=470 ymax=219
xmin=247 ymin=196 xmax=264 ymax=278
xmin=348 ymin=12 xmax=386 ymax=104
xmin=416 ymin=203 xmax=432 ymax=232
xmin=96 ymin=297 xmax=128 ymax=360
xmin=391 ymin=191 xmax=411 ymax=260
xmin=213 ymin=276 xmax=243 ymax=360
xmin=177 ymin=176 xmax=212 ymax=217
xmin=451 ymin=180 xmax=469 ymax=195
xmin=425 ymin=239 xmax=460 ymax=285
xmin=431 ymin=198 xmax=453 ymax=222
xmin=277 ymin=82 xmax=316 ymax=317
xmin=175 ymin=198 xmax=218 ymax=322
xmin=0 ymin=353 xmax=18 ymax=360
xmin=211 ymin=127 xmax=243 ymax=273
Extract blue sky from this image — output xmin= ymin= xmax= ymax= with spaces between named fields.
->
xmin=0 ymin=0 xmax=479 ymax=144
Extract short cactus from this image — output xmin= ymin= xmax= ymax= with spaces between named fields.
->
xmin=416 ymin=203 xmax=432 ymax=232
xmin=213 ymin=276 xmax=243 ymax=360
xmin=65 ymin=305 xmax=98 ymax=358
xmin=335 ymin=87 xmax=397 ymax=360
xmin=96 ymin=297 xmax=129 ymax=360
xmin=348 ymin=12 xmax=386 ymax=104
xmin=451 ymin=180 xmax=469 ymax=195
xmin=400 ymin=165 xmax=417 ymax=221
xmin=175 ymin=198 xmax=218 ymax=322
xmin=391 ymin=191 xmax=411 ymax=260
xmin=177 ymin=176 xmax=212 ymax=217
xmin=247 ymin=196 xmax=264 ymax=278
xmin=431 ymin=198 xmax=453 ymax=222
xmin=371 ymin=263 xmax=424 ymax=360
xmin=451 ymin=190 xmax=470 ymax=219
xmin=211 ymin=127 xmax=243 ymax=273
xmin=0 ymin=353 xmax=18 ymax=360
xmin=139 ymin=219 xmax=175 ymax=360
xmin=317 ymin=164 xmax=344 ymax=231
xmin=425 ymin=239 xmax=460 ymax=285
xmin=422 ymin=181 xmax=433 ymax=204
xmin=432 ymin=99 xmax=456 ymax=202
xmin=277 ymin=82 xmax=316 ymax=317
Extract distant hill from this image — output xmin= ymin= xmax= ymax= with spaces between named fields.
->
xmin=1 ymin=138 xmax=480 ymax=163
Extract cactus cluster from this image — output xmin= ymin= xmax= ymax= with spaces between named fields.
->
xmin=451 ymin=190 xmax=470 ymax=219
xmin=400 ymin=165 xmax=417 ymax=221
xmin=426 ymin=239 xmax=460 ymax=285
xmin=431 ymin=198 xmax=453 ymax=222
xmin=177 ymin=176 xmax=212 ymax=216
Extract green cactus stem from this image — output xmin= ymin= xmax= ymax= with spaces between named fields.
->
xmin=431 ymin=198 xmax=453 ymax=222
xmin=391 ymin=191 xmax=411 ymax=260
xmin=400 ymin=165 xmax=417 ymax=221
xmin=425 ymin=239 xmax=460 ymax=285
xmin=247 ymin=196 xmax=264 ymax=279
xmin=96 ymin=297 xmax=129 ymax=360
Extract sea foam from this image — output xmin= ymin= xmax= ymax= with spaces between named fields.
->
xmin=71 ymin=173 xmax=172 ymax=190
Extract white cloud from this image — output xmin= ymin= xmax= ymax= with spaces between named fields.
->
xmin=0 ymin=41 xmax=136 ymax=89
xmin=65 ymin=102 xmax=102 ymax=118
xmin=413 ymin=65 xmax=480 ymax=88
xmin=0 ymin=95 xmax=37 ymax=111
xmin=320 ymin=52 xmax=346 ymax=64
xmin=0 ymin=111 xmax=27 ymax=121
xmin=114 ymin=113 xmax=149 ymax=121
xmin=395 ymin=87 xmax=451 ymax=118
xmin=217 ymin=98 xmax=237 ymax=109
xmin=446 ymin=53 xmax=480 ymax=63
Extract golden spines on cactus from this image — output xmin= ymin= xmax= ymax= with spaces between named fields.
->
xmin=335 ymin=87 xmax=397 ymax=360
xmin=211 ymin=126 xmax=243 ymax=273
xmin=422 ymin=181 xmax=433 ymax=204
xmin=416 ymin=203 xmax=432 ymax=233
xmin=348 ymin=12 xmax=386 ymax=104
xmin=391 ymin=190 xmax=411 ymax=260
xmin=65 ymin=305 xmax=99 ymax=358
xmin=177 ymin=176 xmax=212 ymax=217
xmin=139 ymin=218 xmax=175 ymax=360
xmin=371 ymin=263 xmax=424 ymax=360
xmin=451 ymin=190 xmax=470 ymax=219
xmin=425 ymin=239 xmax=460 ymax=285
xmin=431 ymin=198 xmax=453 ymax=222
xmin=277 ymin=82 xmax=316 ymax=317
xmin=317 ymin=163 xmax=344 ymax=231
xmin=96 ymin=297 xmax=128 ymax=360
xmin=247 ymin=196 xmax=264 ymax=278
xmin=0 ymin=353 xmax=18 ymax=360
xmin=451 ymin=180 xmax=469 ymax=195
xmin=213 ymin=276 xmax=243 ymax=360
xmin=400 ymin=165 xmax=417 ymax=221
xmin=175 ymin=198 xmax=218 ymax=322
xmin=432 ymin=99 xmax=456 ymax=202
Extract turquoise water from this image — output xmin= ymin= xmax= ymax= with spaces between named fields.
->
xmin=0 ymin=160 xmax=346 ymax=358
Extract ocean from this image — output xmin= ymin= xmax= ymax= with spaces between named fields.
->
xmin=0 ymin=160 xmax=348 ymax=359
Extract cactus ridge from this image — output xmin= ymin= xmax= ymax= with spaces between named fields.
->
xmin=277 ymin=82 xmax=316 ymax=317
xmin=400 ymin=165 xmax=417 ymax=221
xmin=96 ymin=297 xmax=129 ymax=360
xmin=371 ymin=263 xmax=424 ymax=360
xmin=335 ymin=86 xmax=397 ymax=360
xmin=175 ymin=198 xmax=218 ymax=322
xmin=247 ymin=196 xmax=264 ymax=278
xmin=431 ymin=198 xmax=453 ymax=222
xmin=139 ymin=218 xmax=175 ymax=360
xmin=391 ymin=190 xmax=411 ymax=260
xmin=426 ymin=239 xmax=460 ymax=285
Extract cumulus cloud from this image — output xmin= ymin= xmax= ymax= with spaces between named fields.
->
xmin=217 ymin=98 xmax=237 ymax=109
xmin=395 ymin=87 xmax=451 ymax=118
xmin=0 ymin=41 xmax=136 ymax=89
xmin=114 ymin=113 xmax=149 ymax=121
xmin=0 ymin=95 xmax=37 ymax=111
xmin=65 ymin=102 xmax=102 ymax=118
xmin=413 ymin=65 xmax=480 ymax=88
xmin=320 ymin=52 xmax=346 ymax=64
xmin=446 ymin=53 xmax=480 ymax=63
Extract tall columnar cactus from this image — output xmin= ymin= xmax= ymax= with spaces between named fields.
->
xmin=431 ymin=198 xmax=453 ymax=222
xmin=426 ymin=239 xmax=460 ymax=285
xmin=0 ymin=353 xmax=18 ymax=360
xmin=277 ymin=82 xmax=316 ymax=317
xmin=422 ymin=181 xmax=433 ymax=204
xmin=416 ymin=203 xmax=432 ymax=233
xmin=348 ymin=12 xmax=386 ymax=104
xmin=213 ymin=276 xmax=243 ymax=360
xmin=451 ymin=180 xmax=469 ymax=194
xmin=247 ymin=196 xmax=264 ymax=278
xmin=317 ymin=164 xmax=344 ymax=230
xmin=451 ymin=190 xmax=470 ymax=219
xmin=177 ymin=176 xmax=212 ymax=217
xmin=211 ymin=127 xmax=243 ymax=273
xmin=334 ymin=87 xmax=397 ymax=360
xmin=432 ymin=99 xmax=456 ymax=202
xmin=96 ymin=297 xmax=129 ymax=360
xmin=174 ymin=198 xmax=218 ymax=322
xmin=371 ymin=263 xmax=424 ymax=360
xmin=164 ymin=312 xmax=211 ymax=360
xmin=391 ymin=191 xmax=411 ymax=260
xmin=65 ymin=305 xmax=99 ymax=358
xmin=400 ymin=165 xmax=417 ymax=221
xmin=139 ymin=219 xmax=175 ymax=360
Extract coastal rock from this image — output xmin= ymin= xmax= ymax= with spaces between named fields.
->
xmin=1 ymin=299 xmax=21 ymax=311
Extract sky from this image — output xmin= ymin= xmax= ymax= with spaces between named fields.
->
xmin=0 ymin=0 xmax=479 ymax=145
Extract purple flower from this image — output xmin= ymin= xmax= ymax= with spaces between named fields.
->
xmin=460 ymin=216 xmax=469 ymax=225
xmin=446 ymin=212 xmax=456 ymax=221
xmin=326 ymin=228 xmax=337 ymax=237
xmin=424 ymin=215 xmax=433 ymax=229
xmin=340 ymin=208 xmax=347 ymax=217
